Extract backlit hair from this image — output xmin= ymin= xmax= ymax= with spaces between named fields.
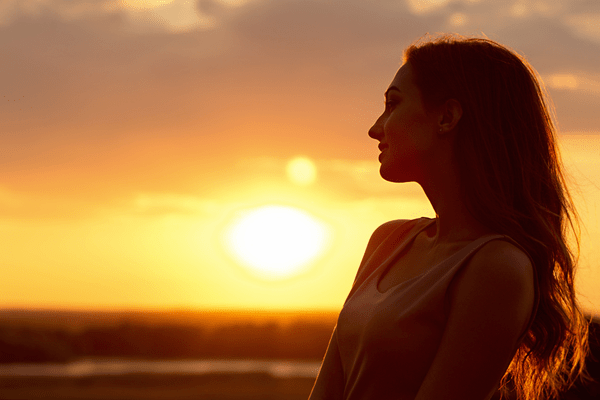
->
xmin=404 ymin=34 xmax=589 ymax=400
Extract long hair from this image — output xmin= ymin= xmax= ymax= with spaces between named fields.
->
xmin=404 ymin=34 xmax=589 ymax=400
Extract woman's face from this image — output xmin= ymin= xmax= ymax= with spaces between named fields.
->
xmin=368 ymin=63 xmax=441 ymax=183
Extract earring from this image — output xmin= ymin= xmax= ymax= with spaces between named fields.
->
xmin=439 ymin=128 xmax=443 ymax=132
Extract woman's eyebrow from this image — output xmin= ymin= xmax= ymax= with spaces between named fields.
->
xmin=384 ymin=86 xmax=401 ymax=97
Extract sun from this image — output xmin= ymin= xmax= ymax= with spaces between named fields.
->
xmin=222 ymin=205 xmax=330 ymax=280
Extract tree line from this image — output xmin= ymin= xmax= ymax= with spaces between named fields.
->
xmin=0 ymin=319 xmax=335 ymax=363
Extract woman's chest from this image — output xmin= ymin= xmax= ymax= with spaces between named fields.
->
xmin=376 ymin=234 xmax=467 ymax=293
xmin=337 ymin=277 xmax=448 ymax=378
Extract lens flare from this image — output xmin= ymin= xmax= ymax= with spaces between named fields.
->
xmin=286 ymin=157 xmax=317 ymax=186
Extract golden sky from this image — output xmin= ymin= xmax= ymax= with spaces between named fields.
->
xmin=1 ymin=0 xmax=599 ymax=314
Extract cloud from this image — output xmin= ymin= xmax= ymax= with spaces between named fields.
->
xmin=133 ymin=193 xmax=221 ymax=216
xmin=0 ymin=0 xmax=119 ymax=25
xmin=406 ymin=0 xmax=452 ymax=15
xmin=543 ymin=72 xmax=600 ymax=95
xmin=506 ymin=0 xmax=565 ymax=19
xmin=0 ymin=0 xmax=262 ymax=33
xmin=563 ymin=13 xmax=600 ymax=44
xmin=0 ymin=0 xmax=599 ymax=206
xmin=542 ymin=72 xmax=600 ymax=131
xmin=233 ymin=156 xmax=429 ymax=200
xmin=448 ymin=12 xmax=468 ymax=27
xmin=493 ymin=15 xmax=600 ymax=74
xmin=0 ymin=0 xmax=220 ymax=33
xmin=546 ymin=73 xmax=579 ymax=90
xmin=404 ymin=0 xmax=566 ymax=23
xmin=116 ymin=0 xmax=216 ymax=33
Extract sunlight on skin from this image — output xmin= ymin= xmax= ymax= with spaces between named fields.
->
xmin=286 ymin=157 xmax=317 ymax=186
xmin=222 ymin=205 xmax=331 ymax=280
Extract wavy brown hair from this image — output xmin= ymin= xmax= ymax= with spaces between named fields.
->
xmin=404 ymin=34 xmax=589 ymax=400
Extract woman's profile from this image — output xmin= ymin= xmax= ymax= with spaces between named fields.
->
xmin=309 ymin=34 xmax=589 ymax=400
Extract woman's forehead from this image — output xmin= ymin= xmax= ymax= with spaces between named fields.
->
xmin=388 ymin=64 xmax=415 ymax=93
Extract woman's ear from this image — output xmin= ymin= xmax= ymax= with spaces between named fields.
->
xmin=438 ymin=99 xmax=462 ymax=134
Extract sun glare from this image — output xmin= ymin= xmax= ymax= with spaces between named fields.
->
xmin=222 ymin=205 xmax=330 ymax=280
xmin=286 ymin=157 xmax=317 ymax=186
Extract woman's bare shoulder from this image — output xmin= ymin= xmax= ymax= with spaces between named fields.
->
xmin=467 ymin=239 xmax=534 ymax=286
xmin=371 ymin=219 xmax=410 ymax=240
xmin=368 ymin=218 xmax=422 ymax=249
xmin=360 ymin=219 xmax=422 ymax=262
xmin=357 ymin=219 xmax=411 ymax=268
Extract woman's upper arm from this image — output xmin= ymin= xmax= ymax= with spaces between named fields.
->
xmin=415 ymin=240 xmax=536 ymax=400
xmin=309 ymin=326 xmax=345 ymax=400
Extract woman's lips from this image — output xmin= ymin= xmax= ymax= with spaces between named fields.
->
xmin=378 ymin=145 xmax=387 ymax=162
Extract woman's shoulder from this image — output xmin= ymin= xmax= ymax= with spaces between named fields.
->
xmin=360 ymin=218 xmax=427 ymax=263
xmin=461 ymin=238 xmax=535 ymax=296
xmin=351 ymin=218 xmax=422 ymax=292
xmin=370 ymin=217 xmax=428 ymax=242
xmin=371 ymin=219 xmax=409 ymax=238
xmin=467 ymin=238 xmax=534 ymax=284
xmin=449 ymin=237 xmax=536 ymax=333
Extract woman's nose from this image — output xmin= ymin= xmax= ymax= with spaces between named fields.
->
xmin=368 ymin=117 xmax=383 ymax=140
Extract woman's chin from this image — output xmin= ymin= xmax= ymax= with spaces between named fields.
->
xmin=379 ymin=166 xmax=406 ymax=183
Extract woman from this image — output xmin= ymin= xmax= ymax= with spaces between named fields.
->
xmin=309 ymin=35 xmax=589 ymax=400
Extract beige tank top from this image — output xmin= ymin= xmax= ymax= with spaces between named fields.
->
xmin=309 ymin=217 xmax=538 ymax=400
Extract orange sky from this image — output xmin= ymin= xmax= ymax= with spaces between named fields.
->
xmin=1 ymin=0 xmax=599 ymax=314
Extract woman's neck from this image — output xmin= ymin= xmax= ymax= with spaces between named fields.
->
xmin=420 ymin=164 xmax=493 ymax=248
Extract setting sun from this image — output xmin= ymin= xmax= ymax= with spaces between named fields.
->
xmin=222 ymin=205 xmax=330 ymax=280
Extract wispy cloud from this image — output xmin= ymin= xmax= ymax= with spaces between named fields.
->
xmin=133 ymin=193 xmax=221 ymax=216
xmin=544 ymin=73 xmax=600 ymax=95
xmin=116 ymin=0 xmax=216 ymax=33
xmin=563 ymin=13 xmax=600 ymax=44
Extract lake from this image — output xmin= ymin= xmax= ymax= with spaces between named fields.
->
xmin=0 ymin=359 xmax=321 ymax=378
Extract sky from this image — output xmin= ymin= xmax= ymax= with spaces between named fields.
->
xmin=1 ymin=0 xmax=599 ymax=313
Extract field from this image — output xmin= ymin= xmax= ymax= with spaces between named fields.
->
xmin=0 ymin=373 xmax=315 ymax=400
xmin=0 ymin=310 xmax=324 ymax=399
xmin=1 ymin=309 xmax=599 ymax=399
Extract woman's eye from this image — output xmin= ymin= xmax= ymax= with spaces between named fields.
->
xmin=385 ymin=100 xmax=397 ymax=110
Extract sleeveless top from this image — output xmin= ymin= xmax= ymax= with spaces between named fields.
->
xmin=309 ymin=217 xmax=538 ymax=400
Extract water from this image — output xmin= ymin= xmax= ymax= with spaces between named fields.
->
xmin=0 ymin=359 xmax=321 ymax=379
